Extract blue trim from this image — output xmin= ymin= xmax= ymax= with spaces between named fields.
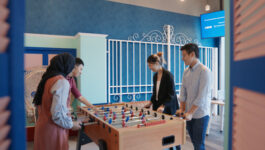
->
xmin=232 ymin=58 xmax=265 ymax=93
xmin=43 ymin=54 xmax=48 ymax=65
xmin=94 ymin=103 xmax=109 ymax=106
xmin=229 ymin=0 xmax=234 ymax=149
xmin=7 ymin=0 xmax=26 ymax=149
xmin=25 ymin=47 xmax=76 ymax=56
xmin=0 ymin=54 xmax=9 ymax=97
xmin=25 ymin=47 xmax=77 ymax=66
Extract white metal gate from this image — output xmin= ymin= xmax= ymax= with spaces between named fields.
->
xmin=107 ymin=25 xmax=218 ymax=103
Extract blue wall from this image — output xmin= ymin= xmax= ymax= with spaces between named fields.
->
xmin=26 ymin=0 xmax=218 ymax=47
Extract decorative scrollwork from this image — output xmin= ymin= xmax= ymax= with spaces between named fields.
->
xmin=128 ymin=25 xmax=201 ymax=46
xmin=113 ymin=95 xmax=120 ymax=103
xmin=172 ymin=33 xmax=192 ymax=45
xmin=127 ymin=94 xmax=133 ymax=102
xmin=135 ymin=94 xmax=141 ymax=100
xmin=141 ymin=30 xmax=166 ymax=43
xmin=128 ymin=33 xmax=140 ymax=41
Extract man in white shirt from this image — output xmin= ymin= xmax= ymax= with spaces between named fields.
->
xmin=177 ymin=43 xmax=211 ymax=150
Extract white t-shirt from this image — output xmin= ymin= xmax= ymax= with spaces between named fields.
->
xmin=156 ymin=81 xmax=161 ymax=101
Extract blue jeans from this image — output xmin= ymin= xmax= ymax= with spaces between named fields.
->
xmin=187 ymin=115 xmax=209 ymax=150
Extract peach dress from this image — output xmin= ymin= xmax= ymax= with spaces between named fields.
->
xmin=34 ymin=75 xmax=72 ymax=150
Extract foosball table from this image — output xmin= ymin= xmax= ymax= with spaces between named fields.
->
xmin=75 ymin=101 xmax=186 ymax=150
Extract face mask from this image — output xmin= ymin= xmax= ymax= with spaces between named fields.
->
xmin=155 ymin=64 xmax=161 ymax=71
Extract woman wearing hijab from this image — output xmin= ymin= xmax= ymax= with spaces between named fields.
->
xmin=33 ymin=53 xmax=81 ymax=150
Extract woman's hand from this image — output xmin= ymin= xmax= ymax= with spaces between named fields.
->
xmin=72 ymin=121 xmax=82 ymax=130
xmin=183 ymin=112 xmax=193 ymax=121
xmin=144 ymin=102 xmax=152 ymax=109
xmin=157 ymin=105 xmax=164 ymax=113
xmin=175 ymin=109 xmax=184 ymax=117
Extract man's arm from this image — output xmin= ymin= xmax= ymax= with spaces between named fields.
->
xmin=176 ymin=72 xmax=187 ymax=115
xmin=78 ymin=96 xmax=95 ymax=109
xmin=184 ymin=105 xmax=198 ymax=120
xmin=179 ymin=101 xmax=186 ymax=112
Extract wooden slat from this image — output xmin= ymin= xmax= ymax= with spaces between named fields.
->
xmin=234 ymin=31 xmax=265 ymax=60
xmin=235 ymin=7 xmax=265 ymax=33
xmin=0 ymin=125 xmax=10 ymax=142
xmin=234 ymin=0 xmax=243 ymax=9
xmin=0 ymin=97 xmax=10 ymax=112
xmin=234 ymin=88 xmax=265 ymax=104
xmin=235 ymin=30 xmax=265 ymax=51
xmin=0 ymin=0 xmax=8 ymax=6
xmin=235 ymin=18 xmax=265 ymax=43
xmin=0 ymin=97 xmax=11 ymax=150
xmin=233 ymin=88 xmax=265 ymax=150
xmin=0 ymin=5 xmax=9 ymax=21
xmin=235 ymin=0 xmax=265 ymax=26
xmin=232 ymin=128 xmax=264 ymax=150
xmin=0 ymin=139 xmax=11 ymax=150
xmin=0 ymin=0 xmax=9 ymax=53
xmin=0 ymin=111 xmax=10 ymax=127
xmin=233 ymin=125 xmax=265 ymax=150
xmin=233 ymin=106 xmax=265 ymax=134
xmin=233 ymin=106 xmax=265 ymax=127
xmin=0 ymin=36 xmax=9 ymax=53
xmin=233 ymin=0 xmax=265 ymax=61
xmin=233 ymin=120 xmax=265 ymax=144
xmin=234 ymin=0 xmax=253 ymax=18
xmin=0 ymin=22 xmax=9 ymax=36
xmin=234 ymin=42 xmax=265 ymax=60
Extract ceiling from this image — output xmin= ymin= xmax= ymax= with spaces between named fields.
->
xmin=108 ymin=0 xmax=222 ymax=16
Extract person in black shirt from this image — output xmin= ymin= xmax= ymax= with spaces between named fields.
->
xmin=144 ymin=52 xmax=180 ymax=150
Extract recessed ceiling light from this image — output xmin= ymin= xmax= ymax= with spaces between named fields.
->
xmin=205 ymin=4 xmax=211 ymax=11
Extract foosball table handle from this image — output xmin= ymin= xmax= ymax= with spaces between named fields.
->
xmin=137 ymin=120 xmax=166 ymax=128
xmin=80 ymin=122 xmax=97 ymax=127
xmin=175 ymin=113 xmax=186 ymax=119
